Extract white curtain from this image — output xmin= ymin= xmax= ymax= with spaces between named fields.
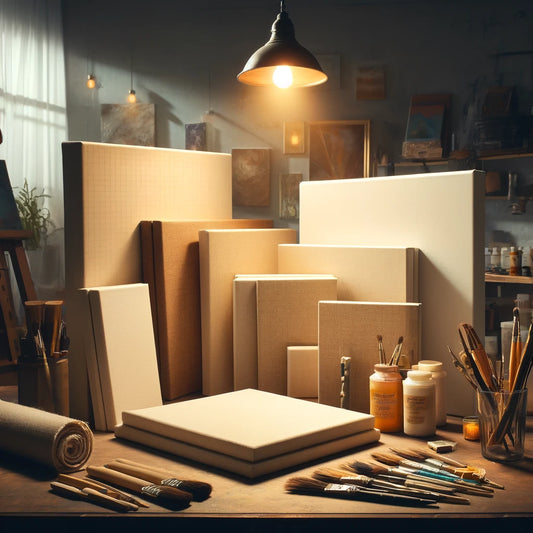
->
xmin=0 ymin=0 xmax=67 ymax=301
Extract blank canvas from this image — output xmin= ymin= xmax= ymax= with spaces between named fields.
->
xmin=300 ymin=171 xmax=485 ymax=416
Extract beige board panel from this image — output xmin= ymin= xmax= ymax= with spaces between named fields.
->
xmin=287 ymin=346 xmax=319 ymax=399
xmin=198 ymin=229 xmax=297 ymax=396
xmin=233 ymin=275 xmax=336 ymax=391
xmin=300 ymin=171 xmax=485 ymax=416
xmin=86 ymin=283 xmax=163 ymax=430
xmin=319 ymin=301 xmax=422 ymax=414
xmin=255 ymin=277 xmax=338 ymax=396
xmin=62 ymin=141 xmax=232 ymax=420
xmin=278 ymin=244 xmax=418 ymax=302
xmin=120 ymin=388 xmax=376 ymax=463
xmin=115 ymin=424 xmax=380 ymax=479
xmin=141 ymin=219 xmax=273 ymax=401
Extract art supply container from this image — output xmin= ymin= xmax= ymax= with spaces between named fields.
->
xmin=477 ymin=388 xmax=527 ymax=462
xmin=402 ymin=370 xmax=436 ymax=437
xmin=417 ymin=360 xmax=447 ymax=426
xmin=462 ymin=415 xmax=480 ymax=441
xmin=17 ymin=356 xmax=69 ymax=416
xmin=369 ymin=364 xmax=403 ymax=433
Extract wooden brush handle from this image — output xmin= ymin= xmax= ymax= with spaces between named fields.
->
xmin=87 ymin=465 xmax=151 ymax=494
xmin=106 ymin=461 xmax=166 ymax=484
xmin=43 ymin=300 xmax=63 ymax=356
xmin=115 ymin=457 xmax=178 ymax=479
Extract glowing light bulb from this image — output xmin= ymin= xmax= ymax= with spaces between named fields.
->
xmin=290 ymin=132 xmax=300 ymax=146
xmin=128 ymin=89 xmax=136 ymax=103
xmin=87 ymin=74 xmax=96 ymax=89
xmin=273 ymin=65 xmax=293 ymax=89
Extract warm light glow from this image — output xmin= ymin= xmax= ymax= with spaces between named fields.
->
xmin=127 ymin=89 xmax=136 ymax=103
xmin=290 ymin=132 xmax=300 ymax=146
xmin=272 ymin=65 xmax=293 ymax=89
xmin=87 ymin=75 xmax=96 ymax=89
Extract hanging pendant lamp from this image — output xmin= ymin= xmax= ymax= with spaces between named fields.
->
xmin=237 ymin=0 xmax=327 ymax=89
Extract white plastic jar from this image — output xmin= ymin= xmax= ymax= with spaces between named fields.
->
xmin=402 ymin=370 xmax=436 ymax=437
xmin=417 ymin=360 xmax=447 ymax=426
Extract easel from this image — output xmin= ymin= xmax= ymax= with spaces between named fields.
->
xmin=0 ymin=229 xmax=36 ymax=367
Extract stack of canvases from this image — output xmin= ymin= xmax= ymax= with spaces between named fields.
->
xmin=63 ymin=142 xmax=484 ymax=477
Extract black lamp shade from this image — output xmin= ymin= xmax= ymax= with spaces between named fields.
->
xmin=238 ymin=9 xmax=327 ymax=88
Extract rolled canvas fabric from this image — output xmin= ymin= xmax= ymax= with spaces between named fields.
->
xmin=0 ymin=400 xmax=93 ymax=472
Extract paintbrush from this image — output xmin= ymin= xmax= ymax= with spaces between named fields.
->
xmin=109 ymin=458 xmax=212 ymax=501
xmin=371 ymin=451 xmax=490 ymax=487
xmin=377 ymin=335 xmax=386 ymax=364
xmin=397 ymin=449 xmax=504 ymax=490
xmin=447 ymin=345 xmax=479 ymax=390
xmin=509 ymin=307 xmax=522 ymax=391
xmin=57 ymin=473 xmax=149 ymax=507
xmin=387 ymin=448 xmax=487 ymax=482
xmin=50 ymin=481 xmax=139 ymax=512
xmin=488 ymin=320 xmax=533 ymax=445
xmin=340 ymin=356 xmax=351 ymax=408
xmin=388 ymin=336 xmax=404 ymax=366
xmin=284 ymin=476 xmax=438 ymax=507
xmin=369 ymin=453 xmax=494 ymax=496
xmin=86 ymin=465 xmax=192 ymax=508
xmin=345 ymin=461 xmax=461 ymax=495
xmin=312 ymin=467 xmax=469 ymax=504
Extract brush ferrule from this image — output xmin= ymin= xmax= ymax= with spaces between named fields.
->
xmin=141 ymin=485 xmax=162 ymax=497
xmin=161 ymin=478 xmax=183 ymax=489
xmin=325 ymin=483 xmax=358 ymax=493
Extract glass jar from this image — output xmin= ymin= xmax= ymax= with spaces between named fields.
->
xmin=369 ymin=364 xmax=403 ymax=433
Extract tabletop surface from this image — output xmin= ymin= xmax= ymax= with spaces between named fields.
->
xmin=1 ymin=386 xmax=532 ymax=531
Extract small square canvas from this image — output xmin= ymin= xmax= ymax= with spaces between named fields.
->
xmin=100 ymin=103 xmax=155 ymax=146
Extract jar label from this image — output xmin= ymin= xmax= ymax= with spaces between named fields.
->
xmin=405 ymin=394 xmax=429 ymax=424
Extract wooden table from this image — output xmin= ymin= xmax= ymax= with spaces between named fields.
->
xmin=1 ymin=387 xmax=532 ymax=532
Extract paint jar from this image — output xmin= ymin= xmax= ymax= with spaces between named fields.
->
xmin=509 ymin=247 xmax=520 ymax=276
xmin=500 ymin=247 xmax=510 ymax=272
xmin=490 ymin=247 xmax=500 ymax=271
xmin=402 ymin=370 xmax=436 ymax=437
xmin=417 ymin=360 xmax=447 ymax=426
xmin=369 ymin=364 xmax=403 ymax=433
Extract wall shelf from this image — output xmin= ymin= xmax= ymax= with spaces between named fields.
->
xmin=485 ymin=273 xmax=533 ymax=285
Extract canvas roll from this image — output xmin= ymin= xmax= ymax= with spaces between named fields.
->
xmin=0 ymin=399 xmax=93 ymax=472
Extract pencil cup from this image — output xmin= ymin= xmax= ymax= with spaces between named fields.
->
xmin=477 ymin=388 xmax=527 ymax=462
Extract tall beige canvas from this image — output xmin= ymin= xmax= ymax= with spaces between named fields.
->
xmin=62 ymin=141 xmax=232 ymax=421
xmin=300 ymin=171 xmax=485 ymax=416
xmin=199 ymin=229 xmax=297 ymax=395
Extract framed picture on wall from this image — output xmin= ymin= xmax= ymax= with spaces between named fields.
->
xmin=232 ymin=148 xmax=271 ymax=207
xmin=309 ymin=120 xmax=370 ymax=180
xmin=279 ymin=173 xmax=303 ymax=219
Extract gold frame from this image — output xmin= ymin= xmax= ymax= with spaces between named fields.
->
xmin=309 ymin=120 xmax=371 ymax=179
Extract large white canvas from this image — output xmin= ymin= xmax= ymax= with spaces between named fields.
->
xmin=299 ymin=171 xmax=485 ymax=416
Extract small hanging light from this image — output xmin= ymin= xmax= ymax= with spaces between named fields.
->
xmin=237 ymin=0 xmax=327 ymax=89
xmin=86 ymin=74 xmax=96 ymax=89
xmin=128 ymin=67 xmax=136 ymax=103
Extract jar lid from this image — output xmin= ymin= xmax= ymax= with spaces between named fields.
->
xmin=406 ymin=370 xmax=432 ymax=380
xmin=417 ymin=360 xmax=443 ymax=372
xmin=374 ymin=363 xmax=399 ymax=372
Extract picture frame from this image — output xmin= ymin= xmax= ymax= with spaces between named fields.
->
xmin=309 ymin=120 xmax=370 ymax=180
xmin=279 ymin=173 xmax=303 ymax=219
xmin=283 ymin=121 xmax=305 ymax=154
xmin=231 ymin=148 xmax=271 ymax=207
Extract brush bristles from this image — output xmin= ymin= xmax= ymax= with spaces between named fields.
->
xmin=141 ymin=484 xmax=192 ymax=505
xmin=285 ymin=477 xmax=328 ymax=494
xmin=313 ymin=468 xmax=358 ymax=484
xmin=388 ymin=447 xmax=425 ymax=461
xmin=162 ymin=479 xmax=212 ymax=501
xmin=371 ymin=451 xmax=401 ymax=466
